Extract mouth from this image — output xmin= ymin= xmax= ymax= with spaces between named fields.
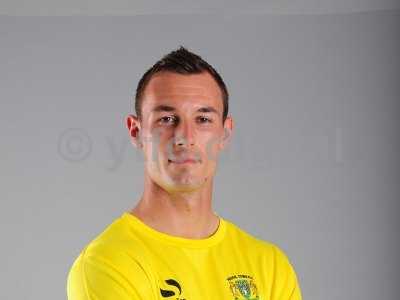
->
xmin=168 ymin=158 xmax=199 ymax=164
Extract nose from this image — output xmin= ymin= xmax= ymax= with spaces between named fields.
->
xmin=174 ymin=119 xmax=195 ymax=148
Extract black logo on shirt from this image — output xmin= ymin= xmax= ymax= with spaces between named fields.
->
xmin=159 ymin=278 xmax=185 ymax=300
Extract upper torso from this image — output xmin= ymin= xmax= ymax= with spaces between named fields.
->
xmin=67 ymin=212 xmax=302 ymax=300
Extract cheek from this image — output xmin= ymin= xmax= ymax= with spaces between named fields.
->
xmin=142 ymin=130 xmax=171 ymax=162
xmin=143 ymin=146 xmax=168 ymax=169
xmin=201 ymin=135 xmax=222 ymax=162
xmin=142 ymin=142 xmax=155 ymax=163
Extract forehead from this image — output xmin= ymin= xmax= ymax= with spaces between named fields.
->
xmin=142 ymin=71 xmax=223 ymax=110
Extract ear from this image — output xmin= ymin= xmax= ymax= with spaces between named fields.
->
xmin=126 ymin=114 xmax=143 ymax=148
xmin=219 ymin=115 xmax=234 ymax=151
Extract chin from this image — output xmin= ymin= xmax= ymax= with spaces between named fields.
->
xmin=170 ymin=177 xmax=201 ymax=187
xmin=165 ymin=176 xmax=209 ymax=193
xmin=147 ymin=162 xmax=211 ymax=192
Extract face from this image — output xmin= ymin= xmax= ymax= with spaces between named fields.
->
xmin=127 ymin=71 xmax=233 ymax=194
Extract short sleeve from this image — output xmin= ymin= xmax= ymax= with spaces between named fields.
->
xmin=66 ymin=247 xmax=156 ymax=300
xmin=270 ymin=244 xmax=303 ymax=300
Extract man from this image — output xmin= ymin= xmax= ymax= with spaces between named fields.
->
xmin=67 ymin=46 xmax=302 ymax=300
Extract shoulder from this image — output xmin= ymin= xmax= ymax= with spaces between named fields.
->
xmin=67 ymin=216 xmax=156 ymax=299
xmin=69 ymin=214 xmax=153 ymax=280
xmin=223 ymin=218 xmax=276 ymax=252
xmin=223 ymin=218 xmax=296 ymax=265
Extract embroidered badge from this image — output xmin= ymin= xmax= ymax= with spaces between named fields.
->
xmin=227 ymin=274 xmax=260 ymax=300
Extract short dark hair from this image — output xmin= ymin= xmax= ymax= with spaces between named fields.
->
xmin=134 ymin=46 xmax=229 ymax=124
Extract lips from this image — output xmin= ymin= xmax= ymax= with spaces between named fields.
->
xmin=168 ymin=158 xmax=198 ymax=164
xmin=168 ymin=154 xmax=200 ymax=164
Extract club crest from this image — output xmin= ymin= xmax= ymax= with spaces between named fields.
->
xmin=227 ymin=274 xmax=260 ymax=300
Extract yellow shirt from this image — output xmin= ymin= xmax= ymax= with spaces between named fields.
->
xmin=67 ymin=212 xmax=302 ymax=300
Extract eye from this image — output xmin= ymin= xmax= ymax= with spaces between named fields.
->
xmin=197 ymin=116 xmax=213 ymax=123
xmin=158 ymin=115 xmax=178 ymax=125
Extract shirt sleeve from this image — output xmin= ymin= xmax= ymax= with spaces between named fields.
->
xmin=270 ymin=244 xmax=303 ymax=300
xmin=67 ymin=247 xmax=156 ymax=300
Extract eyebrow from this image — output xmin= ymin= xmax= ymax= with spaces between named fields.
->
xmin=151 ymin=104 xmax=219 ymax=115
xmin=152 ymin=105 xmax=175 ymax=113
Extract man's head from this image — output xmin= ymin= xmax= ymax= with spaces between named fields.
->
xmin=126 ymin=46 xmax=233 ymax=194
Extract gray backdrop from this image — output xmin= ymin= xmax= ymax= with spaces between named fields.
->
xmin=1 ymin=5 xmax=399 ymax=300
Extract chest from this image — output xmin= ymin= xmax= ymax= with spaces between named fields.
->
xmin=147 ymin=248 xmax=271 ymax=300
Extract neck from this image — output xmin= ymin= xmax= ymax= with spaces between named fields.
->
xmin=129 ymin=174 xmax=220 ymax=239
